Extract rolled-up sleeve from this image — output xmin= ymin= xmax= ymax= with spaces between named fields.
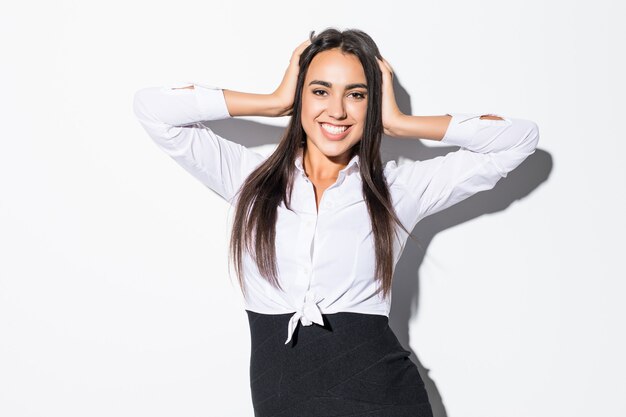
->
xmin=388 ymin=113 xmax=540 ymax=228
xmin=133 ymin=83 xmax=265 ymax=204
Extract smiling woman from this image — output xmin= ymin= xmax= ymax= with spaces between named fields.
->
xmin=300 ymin=49 xmax=369 ymax=179
xmin=133 ymin=27 xmax=539 ymax=417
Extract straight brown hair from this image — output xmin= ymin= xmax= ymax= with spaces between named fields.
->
xmin=228 ymin=27 xmax=420 ymax=300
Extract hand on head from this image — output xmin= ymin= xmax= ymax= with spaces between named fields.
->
xmin=376 ymin=56 xmax=403 ymax=136
xmin=272 ymin=39 xmax=312 ymax=117
xmin=270 ymin=35 xmax=404 ymax=134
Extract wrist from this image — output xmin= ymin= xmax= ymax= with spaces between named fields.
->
xmin=268 ymin=92 xmax=293 ymax=117
xmin=385 ymin=112 xmax=408 ymax=137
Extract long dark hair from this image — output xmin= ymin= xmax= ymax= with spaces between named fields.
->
xmin=229 ymin=27 xmax=419 ymax=300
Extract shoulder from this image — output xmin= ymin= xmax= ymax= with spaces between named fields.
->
xmin=383 ymin=159 xmax=403 ymax=184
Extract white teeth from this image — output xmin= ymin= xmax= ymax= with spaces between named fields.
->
xmin=321 ymin=123 xmax=348 ymax=135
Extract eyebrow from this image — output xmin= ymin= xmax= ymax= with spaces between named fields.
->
xmin=308 ymin=80 xmax=368 ymax=90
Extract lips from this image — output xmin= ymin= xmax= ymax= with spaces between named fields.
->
xmin=319 ymin=122 xmax=353 ymax=140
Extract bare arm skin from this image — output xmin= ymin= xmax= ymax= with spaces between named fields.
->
xmin=376 ymin=57 xmax=502 ymax=141
xmin=174 ymin=39 xmax=311 ymax=118
xmin=172 ymin=86 xmax=287 ymax=117
xmin=174 ymin=47 xmax=502 ymax=137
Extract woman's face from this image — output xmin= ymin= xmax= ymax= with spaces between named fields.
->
xmin=300 ymin=48 xmax=368 ymax=164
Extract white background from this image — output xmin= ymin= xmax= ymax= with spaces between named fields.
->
xmin=1 ymin=1 xmax=624 ymax=416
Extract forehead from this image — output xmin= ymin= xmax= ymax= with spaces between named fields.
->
xmin=305 ymin=48 xmax=366 ymax=84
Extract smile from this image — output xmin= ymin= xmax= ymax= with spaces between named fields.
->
xmin=319 ymin=122 xmax=353 ymax=140
xmin=321 ymin=122 xmax=350 ymax=134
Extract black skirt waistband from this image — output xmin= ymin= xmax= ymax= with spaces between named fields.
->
xmin=246 ymin=309 xmax=390 ymax=348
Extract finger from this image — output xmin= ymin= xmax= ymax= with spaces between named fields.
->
xmin=295 ymin=39 xmax=312 ymax=54
xmin=290 ymin=39 xmax=312 ymax=65
xmin=376 ymin=57 xmax=387 ymax=73
xmin=377 ymin=57 xmax=393 ymax=79
xmin=380 ymin=57 xmax=394 ymax=76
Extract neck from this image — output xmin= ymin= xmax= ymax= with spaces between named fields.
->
xmin=302 ymin=146 xmax=351 ymax=181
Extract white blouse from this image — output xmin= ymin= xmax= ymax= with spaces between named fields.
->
xmin=133 ymin=83 xmax=540 ymax=345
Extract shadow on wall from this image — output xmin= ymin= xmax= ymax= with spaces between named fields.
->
xmin=205 ymin=75 xmax=553 ymax=417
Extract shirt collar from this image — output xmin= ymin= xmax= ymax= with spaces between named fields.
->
xmin=294 ymin=147 xmax=360 ymax=176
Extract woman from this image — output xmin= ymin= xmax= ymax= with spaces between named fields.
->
xmin=134 ymin=28 xmax=539 ymax=417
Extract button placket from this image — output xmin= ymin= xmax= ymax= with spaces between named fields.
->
xmin=300 ymin=215 xmax=315 ymax=277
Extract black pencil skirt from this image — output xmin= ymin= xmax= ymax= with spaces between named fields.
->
xmin=246 ymin=310 xmax=433 ymax=417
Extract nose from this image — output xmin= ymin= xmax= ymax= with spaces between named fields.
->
xmin=327 ymin=95 xmax=347 ymax=120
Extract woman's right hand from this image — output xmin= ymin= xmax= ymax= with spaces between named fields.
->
xmin=271 ymin=39 xmax=312 ymax=117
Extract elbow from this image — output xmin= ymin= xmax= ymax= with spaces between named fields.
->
xmin=525 ymin=121 xmax=540 ymax=154
xmin=487 ymin=119 xmax=540 ymax=178
xmin=132 ymin=88 xmax=152 ymax=122
xmin=511 ymin=118 xmax=540 ymax=155
xmin=133 ymin=87 xmax=166 ymax=122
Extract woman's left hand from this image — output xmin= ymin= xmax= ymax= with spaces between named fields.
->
xmin=377 ymin=57 xmax=404 ymax=136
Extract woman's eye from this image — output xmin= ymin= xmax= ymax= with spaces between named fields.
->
xmin=312 ymin=89 xmax=327 ymax=96
xmin=348 ymin=91 xmax=366 ymax=100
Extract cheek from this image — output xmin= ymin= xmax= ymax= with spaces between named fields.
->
xmin=348 ymin=102 xmax=368 ymax=122
xmin=300 ymin=108 xmax=314 ymax=130
xmin=301 ymin=101 xmax=324 ymax=129
xmin=302 ymin=98 xmax=323 ymax=117
xmin=300 ymin=106 xmax=317 ymax=137
xmin=352 ymin=105 xmax=368 ymax=138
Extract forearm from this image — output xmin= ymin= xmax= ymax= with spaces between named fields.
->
xmin=389 ymin=114 xmax=453 ymax=141
xmin=389 ymin=113 xmax=504 ymax=141
xmin=222 ymin=89 xmax=287 ymax=118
